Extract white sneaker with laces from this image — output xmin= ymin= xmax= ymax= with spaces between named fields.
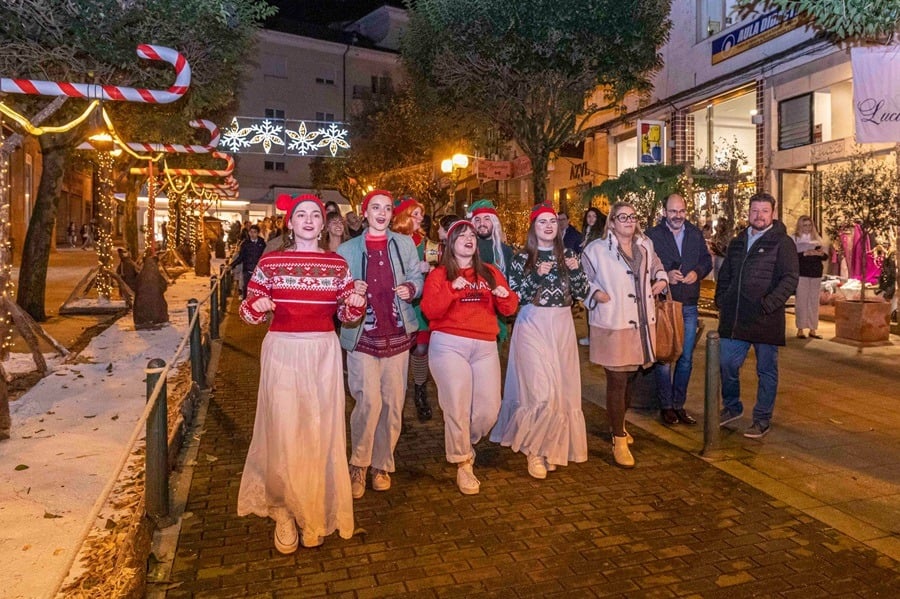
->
xmin=273 ymin=518 xmax=298 ymax=554
xmin=372 ymin=469 xmax=391 ymax=491
xmin=527 ymin=455 xmax=547 ymax=479
xmin=456 ymin=460 xmax=480 ymax=495
xmin=350 ymin=465 xmax=367 ymax=499
xmin=578 ymin=337 xmax=590 ymax=346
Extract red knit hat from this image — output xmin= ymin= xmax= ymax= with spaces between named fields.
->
xmin=276 ymin=193 xmax=324 ymax=218
xmin=529 ymin=203 xmax=557 ymax=222
xmin=393 ymin=196 xmax=421 ymax=216
xmin=362 ymin=189 xmax=393 ymax=214
xmin=446 ymin=219 xmax=474 ymax=239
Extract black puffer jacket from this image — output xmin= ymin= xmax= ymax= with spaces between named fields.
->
xmin=715 ymin=221 xmax=799 ymax=346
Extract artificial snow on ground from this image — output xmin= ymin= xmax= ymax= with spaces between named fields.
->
xmin=0 ymin=269 xmax=217 ymax=599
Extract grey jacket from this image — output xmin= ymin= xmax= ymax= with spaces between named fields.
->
xmin=336 ymin=231 xmax=423 ymax=351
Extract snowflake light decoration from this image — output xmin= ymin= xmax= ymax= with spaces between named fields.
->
xmin=220 ymin=117 xmax=253 ymax=152
xmin=286 ymin=121 xmax=320 ymax=155
xmin=248 ymin=119 xmax=286 ymax=154
xmin=316 ymin=123 xmax=350 ymax=157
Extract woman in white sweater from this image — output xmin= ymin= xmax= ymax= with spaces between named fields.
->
xmin=581 ymin=201 xmax=667 ymax=468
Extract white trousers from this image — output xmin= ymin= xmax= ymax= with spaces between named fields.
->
xmin=795 ymin=276 xmax=821 ymax=330
xmin=429 ymin=331 xmax=502 ymax=463
xmin=347 ymin=350 xmax=409 ymax=472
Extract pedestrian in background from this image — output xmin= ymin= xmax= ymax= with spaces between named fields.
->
xmin=716 ymin=192 xmax=798 ymax=439
xmin=67 ymin=221 xmax=78 ymax=247
xmin=491 ymin=204 xmax=588 ymax=479
xmin=422 ymin=220 xmax=519 ymax=495
xmin=581 ymin=201 xmax=668 ymax=468
xmin=320 ymin=212 xmax=346 ymax=252
xmin=236 ymin=194 xmax=366 ymax=552
xmin=391 ymin=196 xmax=436 ymax=422
xmin=647 ymin=193 xmax=712 ymax=426
xmin=345 ymin=211 xmax=365 ymax=238
xmin=337 ymin=190 xmax=423 ymax=500
xmin=580 ymin=207 xmax=606 ymax=252
xmin=230 ymin=225 xmax=266 ymax=298
xmin=792 ymin=215 xmax=828 ymax=339
xmin=557 ymin=211 xmax=583 ymax=254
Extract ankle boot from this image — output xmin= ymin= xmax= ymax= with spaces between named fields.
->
xmin=612 ymin=434 xmax=635 ymax=469
xmin=414 ymin=384 xmax=432 ymax=421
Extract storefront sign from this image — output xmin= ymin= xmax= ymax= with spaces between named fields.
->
xmin=475 ymin=158 xmax=512 ymax=180
xmin=711 ymin=9 xmax=799 ymax=65
xmin=637 ymin=120 xmax=665 ymax=165
xmin=851 ymin=46 xmax=900 ymax=143
xmin=810 ymin=138 xmax=846 ymax=163
xmin=511 ymin=155 xmax=532 ymax=178
xmin=569 ymin=162 xmax=589 ymax=180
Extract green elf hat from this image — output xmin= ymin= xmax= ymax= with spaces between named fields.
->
xmin=467 ymin=198 xmax=498 ymax=218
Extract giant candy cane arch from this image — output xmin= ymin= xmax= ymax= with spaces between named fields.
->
xmin=1 ymin=45 xmax=190 ymax=104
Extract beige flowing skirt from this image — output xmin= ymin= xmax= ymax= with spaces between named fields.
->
xmin=490 ymin=305 xmax=587 ymax=466
xmin=237 ymin=331 xmax=354 ymax=540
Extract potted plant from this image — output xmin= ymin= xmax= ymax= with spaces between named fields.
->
xmin=820 ymin=150 xmax=898 ymax=344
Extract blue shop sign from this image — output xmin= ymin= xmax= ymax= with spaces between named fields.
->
xmin=711 ymin=9 xmax=800 ymax=65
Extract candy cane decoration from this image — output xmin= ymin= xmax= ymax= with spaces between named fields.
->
xmin=1 ymin=45 xmax=190 ymax=104
xmin=78 ymin=117 xmax=220 ymax=154
xmin=130 ymin=150 xmax=233 ymax=177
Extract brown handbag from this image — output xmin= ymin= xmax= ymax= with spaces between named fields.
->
xmin=655 ymin=294 xmax=684 ymax=363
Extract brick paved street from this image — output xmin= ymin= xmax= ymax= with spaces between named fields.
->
xmin=164 ymin=300 xmax=900 ymax=598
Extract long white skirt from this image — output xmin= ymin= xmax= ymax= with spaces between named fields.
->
xmin=237 ymin=331 xmax=354 ymax=540
xmin=490 ymin=305 xmax=588 ymax=467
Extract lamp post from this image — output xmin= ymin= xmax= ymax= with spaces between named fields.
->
xmin=441 ymin=153 xmax=470 ymax=214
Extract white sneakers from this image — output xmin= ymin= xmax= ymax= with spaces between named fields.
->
xmin=273 ymin=518 xmax=298 ymax=554
xmin=372 ymin=469 xmax=391 ymax=491
xmin=301 ymin=529 xmax=324 ymax=548
xmin=578 ymin=337 xmax=590 ymax=346
xmin=527 ymin=455 xmax=547 ymax=479
xmin=350 ymin=465 xmax=367 ymax=499
xmin=456 ymin=459 xmax=481 ymax=495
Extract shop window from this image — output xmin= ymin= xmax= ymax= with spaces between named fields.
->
xmin=697 ymin=0 xmax=742 ymax=41
xmin=616 ymin=136 xmax=637 ymax=174
xmin=778 ymin=94 xmax=812 ymax=150
xmin=690 ymin=90 xmax=757 ymax=172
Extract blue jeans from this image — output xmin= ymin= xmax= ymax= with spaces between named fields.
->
xmin=656 ymin=304 xmax=699 ymax=410
xmin=719 ymin=338 xmax=779 ymax=427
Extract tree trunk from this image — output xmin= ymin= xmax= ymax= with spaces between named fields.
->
xmin=125 ymin=178 xmax=140 ymax=260
xmin=17 ymin=135 xmax=73 ymax=321
xmin=529 ymin=152 xmax=549 ymax=206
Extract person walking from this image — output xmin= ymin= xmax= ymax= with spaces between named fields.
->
xmin=390 ymin=197 xmax=436 ymax=421
xmin=581 ymin=201 xmax=668 ymax=468
xmin=337 ymin=190 xmax=424 ymax=500
xmin=67 ymin=221 xmax=78 ymax=247
xmin=236 ymin=194 xmax=366 ymax=553
xmin=792 ymin=215 xmax=828 ymax=339
xmin=421 ymin=220 xmax=519 ymax=495
xmin=647 ymin=193 xmax=713 ymax=425
xmin=230 ymin=225 xmax=266 ymax=298
xmin=490 ymin=204 xmax=588 ymax=479
xmin=468 ymin=199 xmax=514 ymax=342
xmin=716 ymin=192 xmax=799 ymax=439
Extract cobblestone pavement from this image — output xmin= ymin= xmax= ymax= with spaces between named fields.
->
xmin=165 ymin=302 xmax=900 ymax=598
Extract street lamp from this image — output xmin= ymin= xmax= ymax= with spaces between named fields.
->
xmin=441 ymin=153 xmax=469 ymax=174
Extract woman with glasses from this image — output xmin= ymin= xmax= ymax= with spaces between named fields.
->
xmin=581 ymin=202 xmax=668 ymax=468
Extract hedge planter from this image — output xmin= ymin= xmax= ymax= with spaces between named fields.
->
xmin=833 ymin=298 xmax=892 ymax=345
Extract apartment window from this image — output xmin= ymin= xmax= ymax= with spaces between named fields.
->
xmin=371 ymin=75 xmax=393 ymax=95
xmin=315 ymin=112 xmax=335 ymax=122
xmin=315 ymin=69 xmax=336 ymax=85
xmin=264 ymin=161 xmax=285 ymax=172
xmin=264 ymin=108 xmax=285 ymax=121
xmin=262 ymin=54 xmax=287 ymax=78
xmin=697 ymin=0 xmax=742 ymax=40
xmin=778 ymin=94 xmax=812 ymax=150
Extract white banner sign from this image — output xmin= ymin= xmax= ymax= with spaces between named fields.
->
xmin=851 ymin=46 xmax=900 ymax=143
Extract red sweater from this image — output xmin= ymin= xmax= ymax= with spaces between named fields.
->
xmin=421 ymin=264 xmax=519 ymax=341
xmin=240 ymin=251 xmax=364 ymax=331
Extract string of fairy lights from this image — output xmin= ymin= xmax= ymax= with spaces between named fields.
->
xmin=94 ymin=151 xmax=116 ymax=299
xmin=0 ymin=119 xmax=15 ymax=352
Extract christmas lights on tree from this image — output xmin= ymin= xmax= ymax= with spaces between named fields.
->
xmin=94 ymin=151 xmax=116 ymax=300
xmin=0 ymin=120 xmax=15 ymax=355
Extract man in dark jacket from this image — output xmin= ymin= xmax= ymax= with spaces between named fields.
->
xmin=647 ymin=194 xmax=713 ymax=426
xmin=715 ymin=192 xmax=798 ymax=438
xmin=230 ymin=225 xmax=266 ymax=298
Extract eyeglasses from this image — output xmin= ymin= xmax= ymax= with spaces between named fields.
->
xmin=614 ymin=213 xmax=638 ymax=223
